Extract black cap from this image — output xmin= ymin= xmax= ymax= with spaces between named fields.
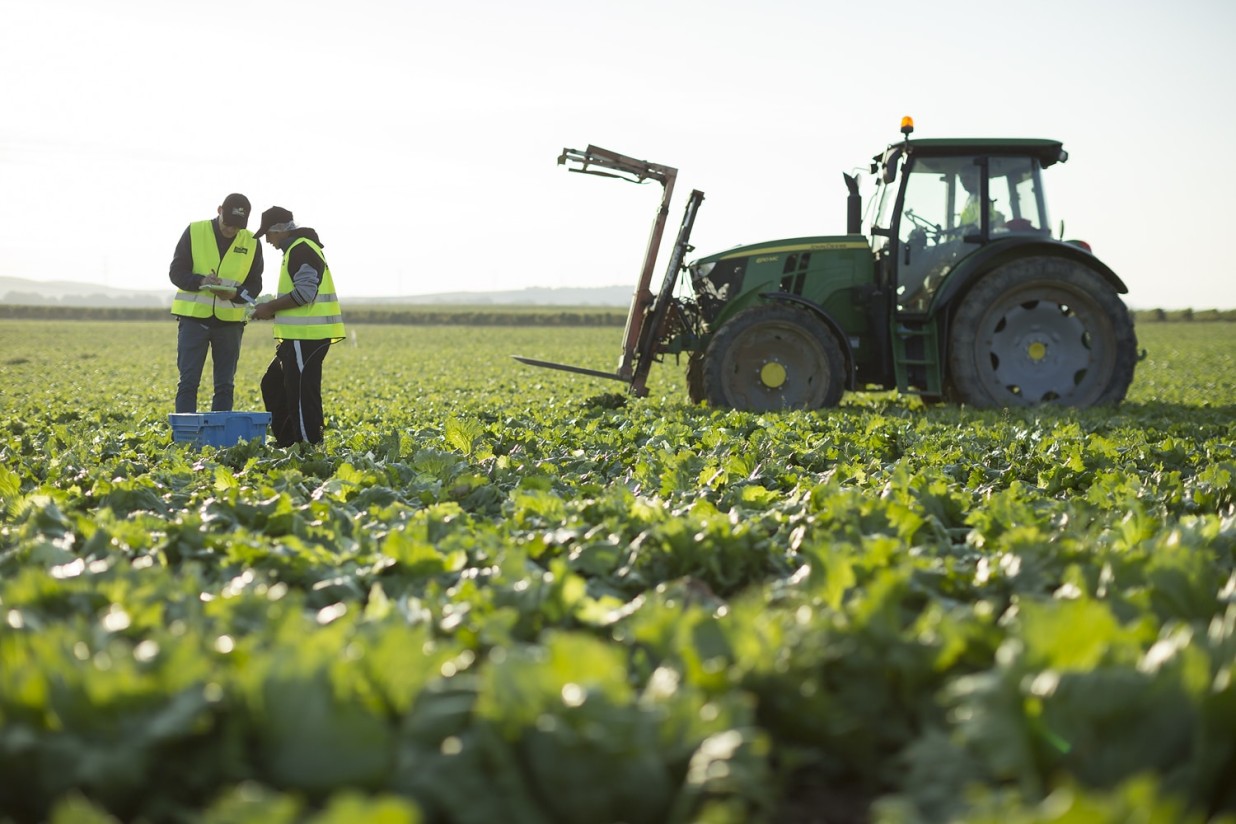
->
xmin=254 ymin=206 xmax=295 ymax=239
xmin=220 ymin=193 xmax=251 ymax=228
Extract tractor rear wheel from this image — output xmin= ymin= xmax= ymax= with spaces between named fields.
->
xmin=702 ymin=304 xmax=845 ymax=411
xmin=947 ymin=256 xmax=1137 ymax=408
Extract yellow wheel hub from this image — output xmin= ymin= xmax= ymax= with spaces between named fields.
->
xmin=1027 ymin=341 xmax=1048 ymax=361
xmin=760 ymin=361 xmax=787 ymax=388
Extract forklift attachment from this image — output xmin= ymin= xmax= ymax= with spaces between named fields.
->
xmin=514 ymin=145 xmax=686 ymax=393
xmin=509 ymin=356 xmax=627 ymax=383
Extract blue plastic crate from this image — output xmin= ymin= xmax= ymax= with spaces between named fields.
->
xmin=169 ymin=412 xmax=271 ymax=447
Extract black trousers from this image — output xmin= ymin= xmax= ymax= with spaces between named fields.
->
xmin=261 ymin=338 xmax=332 ymax=446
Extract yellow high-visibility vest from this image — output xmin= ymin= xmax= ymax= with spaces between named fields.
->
xmin=170 ymin=221 xmax=257 ymax=322
xmin=272 ymin=237 xmax=345 ymax=342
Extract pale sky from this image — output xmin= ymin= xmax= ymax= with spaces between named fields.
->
xmin=2 ymin=0 xmax=1233 ymax=309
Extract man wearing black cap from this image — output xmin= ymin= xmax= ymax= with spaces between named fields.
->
xmin=250 ymin=205 xmax=345 ymax=447
xmin=168 ymin=194 xmax=264 ymax=413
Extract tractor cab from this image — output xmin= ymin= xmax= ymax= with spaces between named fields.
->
xmin=870 ymin=134 xmax=1068 ymax=314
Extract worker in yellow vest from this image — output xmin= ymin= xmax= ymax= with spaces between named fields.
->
xmin=168 ymin=193 xmax=264 ymax=412
xmin=958 ymin=166 xmax=1004 ymax=231
xmin=251 ymin=206 xmax=345 ymax=447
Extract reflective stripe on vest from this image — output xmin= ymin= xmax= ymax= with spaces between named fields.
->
xmin=272 ymin=238 xmax=345 ymax=342
xmin=170 ymin=220 xmax=257 ymax=322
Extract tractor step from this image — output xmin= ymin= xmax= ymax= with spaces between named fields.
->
xmin=892 ymin=320 xmax=945 ymax=397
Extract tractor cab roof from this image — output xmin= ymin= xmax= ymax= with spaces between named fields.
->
xmin=879 ymin=138 xmax=1069 ymax=168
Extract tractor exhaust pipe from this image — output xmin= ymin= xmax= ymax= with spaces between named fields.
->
xmin=844 ymin=173 xmax=862 ymax=234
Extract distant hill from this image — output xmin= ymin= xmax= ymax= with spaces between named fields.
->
xmin=0 ymin=276 xmax=172 ymax=308
xmin=377 ymin=285 xmax=632 ymax=307
xmin=0 ymin=276 xmax=632 ymax=308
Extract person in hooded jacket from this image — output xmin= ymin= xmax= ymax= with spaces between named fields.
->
xmin=251 ymin=206 xmax=345 ymax=447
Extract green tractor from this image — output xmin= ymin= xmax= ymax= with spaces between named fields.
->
xmin=516 ymin=118 xmax=1138 ymax=410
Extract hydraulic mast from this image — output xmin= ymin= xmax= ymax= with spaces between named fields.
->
xmin=513 ymin=145 xmax=702 ymax=396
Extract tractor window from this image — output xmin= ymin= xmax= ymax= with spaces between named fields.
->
xmin=870 ymin=173 xmax=899 ymax=265
xmin=898 ymin=159 xmax=961 ymax=247
xmin=989 ymin=156 xmax=1049 ymax=234
xmin=894 ymin=156 xmax=979 ymax=312
xmin=872 ymin=159 xmax=901 ymax=234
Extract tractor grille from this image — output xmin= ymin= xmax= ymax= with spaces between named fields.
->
xmin=779 ymin=252 xmax=812 ymax=295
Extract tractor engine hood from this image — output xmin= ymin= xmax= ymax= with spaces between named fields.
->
xmin=689 ymin=235 xmax=870 ymax=323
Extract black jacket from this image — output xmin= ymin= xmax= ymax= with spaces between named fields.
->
xmin=169 ymin=218 xmax=264 ymax=324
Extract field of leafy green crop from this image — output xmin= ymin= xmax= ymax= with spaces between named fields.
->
xmin=1 ymin=319 xmax=1234 ymax=824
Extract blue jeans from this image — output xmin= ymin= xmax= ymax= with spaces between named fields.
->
xmin=175 ymin=318 xmax=245 ymax=413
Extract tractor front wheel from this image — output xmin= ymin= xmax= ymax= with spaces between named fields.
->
xmin=702 ymin=304 xmax=845 ymax=411
xmin=947 ymin=256 xmax=1137 ymax=408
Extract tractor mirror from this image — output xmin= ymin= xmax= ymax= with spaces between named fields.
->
xmin=882 ymin=147 xmax=902 ymax=184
